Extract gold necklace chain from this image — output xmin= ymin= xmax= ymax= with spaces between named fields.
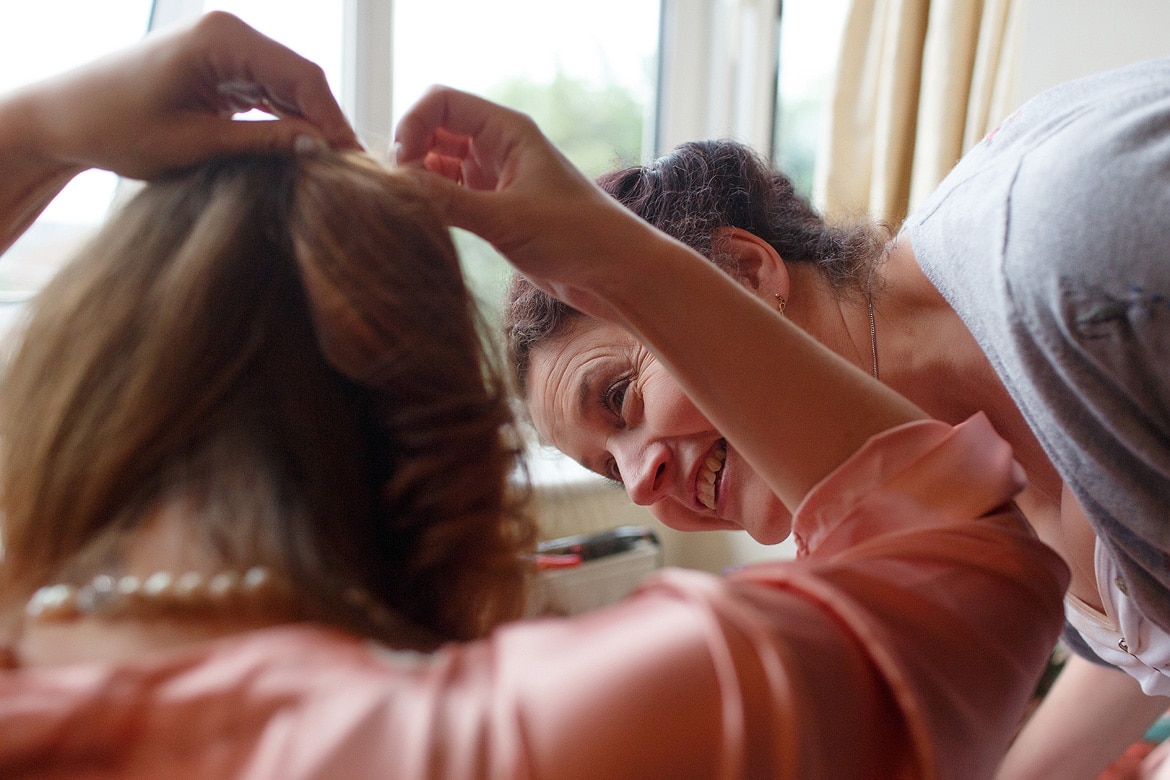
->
xmin=867 ymin=295 xmax=878 ymax=379
xmin=866 ymin=264 xmax=879 ymax=380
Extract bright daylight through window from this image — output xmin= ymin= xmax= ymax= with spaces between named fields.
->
xmin=0 ymin=1 xmax=153 ymax=297
xmin=1 ymin=0 xmax=847 ymax=487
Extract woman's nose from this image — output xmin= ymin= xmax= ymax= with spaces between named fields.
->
xmin=614 ymin=438 xmax=673 ymax=506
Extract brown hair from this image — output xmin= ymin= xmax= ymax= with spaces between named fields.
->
xmin=504 ymin=139 xmax=887 ymax=394
xmin=0 ymin=151 xmax=534 ymax=645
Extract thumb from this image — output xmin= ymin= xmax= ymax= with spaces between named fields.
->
xmin=399 ymin=167 xmax=508 ymax=244
xmin=209 ymin=115 xmax=335 ymax=155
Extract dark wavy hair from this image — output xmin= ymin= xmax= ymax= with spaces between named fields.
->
xmin=0 ymin=151 xmax=535 ymax=646
xmin=505 ymin=139 xmax=887 ymax=394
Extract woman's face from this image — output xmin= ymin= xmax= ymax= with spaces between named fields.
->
xmin=526 ymin=318 xmax=792 ymax=544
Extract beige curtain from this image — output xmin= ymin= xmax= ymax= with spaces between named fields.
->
xmin=814 ymin=0 xmax=1019 ymax=226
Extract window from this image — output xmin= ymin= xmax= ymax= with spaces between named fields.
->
xmin=774 ymin=0 xmax=851 ymax=197
xmin=3 ymin=1 xmax=846 ymax=492
xmin=0 ymin=1 xmax=153 ymax=297
xmin=389 ymin=0 xmax=661 ymax=487
xmin=3 ymin=1 xmax=847 ymax=296
xmin=390 ymin=0 xmax=660 ymax=323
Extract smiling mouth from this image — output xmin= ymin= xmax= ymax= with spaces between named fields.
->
xmin=697 ymin=440 xmax=727 ymax=511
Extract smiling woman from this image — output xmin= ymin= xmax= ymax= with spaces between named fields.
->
xmin=0 ymin=13 xmax=1076 ymax=777
xmin=523 ymin=317 xmax=794 ymax=544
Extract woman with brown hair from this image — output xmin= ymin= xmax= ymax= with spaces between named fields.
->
xmin=0 ymin=13 xmax=1067 ymax=778
xmin=501 ymin=128 xmax=1170 ymax=777
xmin=0 ymin=148 xmax=532 ymax=652
xmin=389 ymin=87 xmax=1071 ymax=778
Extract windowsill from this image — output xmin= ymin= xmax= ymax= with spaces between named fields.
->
xmin=521 ymin=444 xmax=612 ymax=491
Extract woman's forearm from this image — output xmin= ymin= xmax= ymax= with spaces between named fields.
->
xmin=0 ymin=87 xmax=85 ymax=254
xmin=602 ymin=224 xmax=926 ymax=508
xmin=997 ymin=653 xmax=1169 ymax=780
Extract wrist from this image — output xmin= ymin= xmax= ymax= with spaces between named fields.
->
xmin=0 ymin=88 xmax=87 ymax=253
xmin=0 ymin=85 xmax=86 ymax=183
xmin=579 ymin=203 xmax=689 ymax=324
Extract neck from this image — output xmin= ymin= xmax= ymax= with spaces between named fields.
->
xmin=5 ymin=508 xmax=440 ymax=667
xmin=871 ymin=237 xmax=991 ymax=419
xmin=785 ymin=263 xmax=877 ymax=379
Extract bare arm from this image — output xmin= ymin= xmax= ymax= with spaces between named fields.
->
xmin=998 ymin=653 xmax=1169 ymax=780
xmin=393 ymin=89 xmax=923 ymax=508
xmin=0 ymin=11 xmax=358 ymax=254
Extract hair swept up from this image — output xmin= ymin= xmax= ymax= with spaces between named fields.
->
xmin=504 ymin=138 xmax=887 ymax=395
xmin=0 ymin=150 xmax=535 ymax=646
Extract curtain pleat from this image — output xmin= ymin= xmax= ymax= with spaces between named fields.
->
xmin=814 ymin=0 xmax=1019 ymax=226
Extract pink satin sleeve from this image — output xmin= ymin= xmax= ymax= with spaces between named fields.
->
xmin=391 ymin=413 xmax=1068 ymax=778
xmin=0 ymin=415 xmax=1069 ymax=779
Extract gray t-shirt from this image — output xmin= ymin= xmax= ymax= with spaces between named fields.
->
xmin=905 ymin=58 xmax=1170 ymax=644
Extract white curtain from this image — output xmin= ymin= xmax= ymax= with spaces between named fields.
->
xmin=814 ymin=0 xmax=1019 ymax=226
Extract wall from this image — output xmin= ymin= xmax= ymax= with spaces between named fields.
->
xmin=1011 ymin=0 xmax=1170 ymax=108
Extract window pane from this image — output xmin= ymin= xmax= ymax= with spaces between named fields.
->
xmin=393 ymin=0 xmax=658 ymax=176
xmin=773 ymin=0 xmax=849 ymax=197
xmin=0 ymin=1 xmax=154 ymax=296
xmin=201 ymin=0 xmax=344 ymax=101
xmin=393 ymin=0 xmax=660 ymax=325
xmin=392 ymin=1 xmax=659 ymax=486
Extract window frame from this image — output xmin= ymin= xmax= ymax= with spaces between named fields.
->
xmin=654 ymin=0 xmax=780 ymax=159
xmin=149 ymin=0 xmax=781 ymax=159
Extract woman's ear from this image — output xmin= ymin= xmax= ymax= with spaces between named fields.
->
xmin=713 ymin=227 xmax=790 ymax=309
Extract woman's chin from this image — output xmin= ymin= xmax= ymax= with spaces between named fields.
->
xmin=742 ymin=516 xmax=793 ymax=546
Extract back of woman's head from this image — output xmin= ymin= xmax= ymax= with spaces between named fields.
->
xmin=504 ymin=139 xmax=885 ymax=394
xmin=0 ymin=151 xmax=533 ymax=644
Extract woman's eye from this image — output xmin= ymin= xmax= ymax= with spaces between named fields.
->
xmin=604 ymin=378 xmax=630 ymax=417
xmin=605 ymin=458 xmax=623 ymax=485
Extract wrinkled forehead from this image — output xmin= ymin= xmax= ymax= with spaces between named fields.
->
xmin=523 ymin=318 xmax=634 ymax=452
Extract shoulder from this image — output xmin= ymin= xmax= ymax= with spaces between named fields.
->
xmin=909 ymin=57 xmax=1170 ymax=249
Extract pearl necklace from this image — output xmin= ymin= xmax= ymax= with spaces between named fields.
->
xmin=26 ymin=567 xmax=291 ymax=622
xmin=22 ymin=566 xmax=442 ymax=652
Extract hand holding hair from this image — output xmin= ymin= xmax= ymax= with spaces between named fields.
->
xmin=393 ymin=85 xmax=666 ymax=326
xmin=0 ymin=12 xmax=359 ymax=252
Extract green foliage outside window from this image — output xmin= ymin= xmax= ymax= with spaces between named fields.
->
xmin=456 ymin=72 xmax=646 ymax=324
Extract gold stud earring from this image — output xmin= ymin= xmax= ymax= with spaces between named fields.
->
xmin=774 ymin=294 xmax=786 ymax=314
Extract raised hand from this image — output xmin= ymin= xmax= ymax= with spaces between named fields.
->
xmin=17 ymin=11 xmax=359 ymax=180
xmin=0 ymin=11 xmax=359 ymax=251
xmin=393 ymin=85 xmax=663 ymax=324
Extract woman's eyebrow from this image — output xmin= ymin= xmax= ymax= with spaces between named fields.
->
xmin=571 ymin=365 xmax=611 ymax=475
xmin=576 ymin=365 xmax=601 ymax=420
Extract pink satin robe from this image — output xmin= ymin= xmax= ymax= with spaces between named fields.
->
xmin=0 ymin=414 xmax=1068 ymax=778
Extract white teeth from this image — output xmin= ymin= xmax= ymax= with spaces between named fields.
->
xmin=698 ymin=483 xmax=715 ymax=510
xmin=697 ymin=443 xmax=726 ymax=510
